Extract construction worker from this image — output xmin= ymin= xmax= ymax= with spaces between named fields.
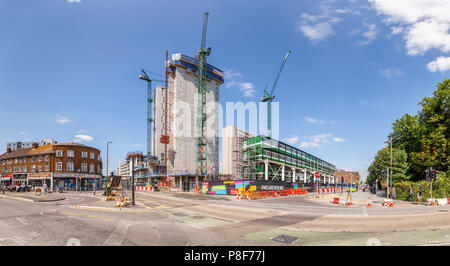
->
xmin=106 ymin=182 xmax=111 ymax=197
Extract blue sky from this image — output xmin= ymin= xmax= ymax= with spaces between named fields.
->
xmin=1 ymin=0 xmax=449 ymax=180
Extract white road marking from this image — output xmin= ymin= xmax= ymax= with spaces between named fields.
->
xmin=102 ymin=221 xmax=133 ymax=246
xmin=362 ymin=207 xmax=368 ymax=216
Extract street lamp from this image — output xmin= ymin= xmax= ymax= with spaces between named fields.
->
xmin=106 ymin=141 xmax=112 ymax=189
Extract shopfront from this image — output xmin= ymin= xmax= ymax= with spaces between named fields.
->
xmin=1 ymin=174 xmax=13 ymax=186
xmin=12 ymin=174 xmax=27 ymax=186
xmin=28 ymin=173 xmax=52 ymax=189
xmin=53 ymin=173 xmax=101 ymax=191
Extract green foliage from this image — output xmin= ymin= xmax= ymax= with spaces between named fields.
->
xmin=394 ymin=173 xmax=450 ymax=201
xmin=366 ymin=147 xmax=410 ymax=185
xmin=370 ymin=78 xmax=450 ymax=183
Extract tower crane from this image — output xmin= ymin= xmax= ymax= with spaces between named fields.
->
xmin=139 ymin=69 xmax=164 ymax=156
xmin=196 ymin=12 xmax=211 ymax=177
xmin=261 ymin=50 xmax=291 ymax=138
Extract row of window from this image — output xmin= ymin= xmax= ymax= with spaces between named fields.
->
xmin=2 ymin=165 xmax=49 ymax=173
xmin=56 ymin=150 xmax=100 ymax=160
xmin=1 ymin=163 xmax=101 ymax=174
xmin=1 ymin=155 xmax=50 ymax=165
xmin=55 ymin=162 xmax=101 ymax=174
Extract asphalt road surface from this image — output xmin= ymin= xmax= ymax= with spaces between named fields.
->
xmin=0 ymin=191 xmax=449 ymax=246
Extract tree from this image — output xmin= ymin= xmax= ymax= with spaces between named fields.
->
xmin=367 ymin=147 xmax=410 ymax=186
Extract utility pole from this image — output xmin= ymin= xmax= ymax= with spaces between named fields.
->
xmin=106 ymin=141 xmax=112 ymax=191
xmin=131 ymin=156 xmax=135 ymax=206
xmin=389 ymin=137 xmax=393 ymax=199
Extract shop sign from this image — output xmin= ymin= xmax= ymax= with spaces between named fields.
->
xmin=28 ymin=173 xmax=51 ymax=179
xmin=53 ymin=173 xmax=101 ymax=179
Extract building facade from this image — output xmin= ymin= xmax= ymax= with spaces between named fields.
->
xmin=334 ymin=170 xmax=360 ymax=185
xmin=0 ymin=142 xmax=102 ymax=190
xmin=243 ymin=136 xmax=336 ymax=185
xmin=7 ymin=138 xmax=56 ymax=151
xmin=222 ymin=126 xmax=255 ymax=179
xmin=153 ymin=53 xmax=224 ymax=190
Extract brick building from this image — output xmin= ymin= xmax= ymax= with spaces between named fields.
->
xmin=0 ymin=142 xmax=102 ymax=191
xmin=334 ymin=170 xmax=360 ymax=185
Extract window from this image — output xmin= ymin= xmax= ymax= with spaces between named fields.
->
xmin=67 ymin=162 xmax=74 ymax=171
xmin=67 ymin=150 xmax=74 ymax=157
xmin=98 ymin=155 xmax=101 ymax=161
xmin=23 ymin=158 xmax=27 ymax=163
xmin=23 ymin=166 xmax=27 ymax=172
xmin=56 ymin=162 xmax=62 ymax=171
xmin=90 ymin=153 xmax=95 ymax=159
xmin=56 ymin=150 xmax=63 ymax=157
xmin=15 ymin=158 xmax=18 ymax=163
xmin=98 ymin=165 xmax=101 ymax=174
xmin=45 ymin=155 xmax=49 ymax=161
xmin=37 ymin=165 xmax=42 ymax=172
xmin=38 ymin=156 xmax=42 ymax=162
xmin=81 ymin=152 xmax=87 ymax=158
xmin=44 ymin=165 xmax=49 ymax=172
xmin=32 ymin=165 xmax=36 ymax=172
xmin=81 ymin=163 xmax=87 ymax=172
xmin=90 ymin=164 xmax=94 ymax=173
xmin=18 ymin=166 xmax=22 ymax=172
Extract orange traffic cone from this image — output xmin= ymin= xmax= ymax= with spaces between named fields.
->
xmin=368 ymin=196 xmax=372 ymax=207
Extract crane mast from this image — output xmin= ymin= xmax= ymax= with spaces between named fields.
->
xmin=261 ymin=50 xmax=291 ymax=138
xmin=196 ymin=12 xmax=211 ymax=177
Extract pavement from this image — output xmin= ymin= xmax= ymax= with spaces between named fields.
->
xmin=1 ymin=189 xmax=450 ymax=246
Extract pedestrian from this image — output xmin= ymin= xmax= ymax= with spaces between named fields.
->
xmin=406 ymin=185 xmax=415 ymax=202
xmin=42 ymin=183 xmax=48 ymax=196
xmin=417 ymin=189 xmax=422 ymax=203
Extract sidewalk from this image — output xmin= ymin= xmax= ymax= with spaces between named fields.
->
xmin=0 ymin=191 xmax=65 ymax=202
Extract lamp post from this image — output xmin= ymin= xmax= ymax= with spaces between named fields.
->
xmin=106 ymin=141 xmax=112 ymax=190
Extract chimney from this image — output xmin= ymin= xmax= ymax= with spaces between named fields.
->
xmin=32 ymin=143 xmax=38 ymax=149
xmin=7 ymin=148 xmax=11 ymax=153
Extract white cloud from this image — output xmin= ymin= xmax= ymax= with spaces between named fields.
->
xmin=358 ymin=22 xmax=377 ymax=45
xmin=305 ymin=116 xmax=326 ymax=124
xmin=224 ymin=70 xmax=256 ymax=97
xmin=226 ymin=80 xmax=256 ymax=97
xmin=378 ymin=68 xmax=405 ymax=78
xmin=283 ymin=136 xmax=299 ymax=145
xmin=73 ymin=134 xmax=93 ymax=142
xmin=224 ymin=69 xmax=243 ymax=80
xmin=369 ymin=0 xmax=450 ymax=56
xmin=299 ymin=133 xmax=346 ymax=149
xmin=427 ymin=56 xmax=450 ymax=72
xmin=55 ymin=115 xmax=70 ymax=124
xmin=299 ymin=22 xmax=335 ymax=41
xmin=332 ymin=137 xmax=347 ymax=143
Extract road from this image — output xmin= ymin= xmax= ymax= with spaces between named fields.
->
xmin=0 ymin=190 xmax=449 ymax=246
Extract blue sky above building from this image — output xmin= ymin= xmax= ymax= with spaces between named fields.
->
xmin=0 ymin=0 xmax=448 ymax=180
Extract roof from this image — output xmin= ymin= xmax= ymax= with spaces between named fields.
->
xmin=0 ymin=148 xmax=33 ymax=160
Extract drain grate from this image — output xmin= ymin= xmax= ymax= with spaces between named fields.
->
xmin=438 ymin=210 xmax=448 ymax=212
xmin=271 ymin=235 xmax=298 ymax=244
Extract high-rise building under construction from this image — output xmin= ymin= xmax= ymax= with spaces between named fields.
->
xmin=153 ymin=53 xmax=223 ymax=188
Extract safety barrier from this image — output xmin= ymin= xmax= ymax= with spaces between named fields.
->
xmin=329 ymin=197 xmax=347 ymax=206
xmin=436 ymin=198 xmax=448 ymax=206
xmin=135 ymin=186 xmax=153 ymax=192
xmin=384 ymin=199 xmax=394 ymax=207
xmin=236 ymin=188 xmax=308 ymax=201
xmin=317 ymin=187 xmax=345 ymax=195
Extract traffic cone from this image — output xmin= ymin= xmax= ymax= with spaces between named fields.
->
xmin=367 ymin=196 xmax=372 ymax=207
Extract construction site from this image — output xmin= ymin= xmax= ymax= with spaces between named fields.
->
xmin=122 ymin=12 xmax=336 ymax=194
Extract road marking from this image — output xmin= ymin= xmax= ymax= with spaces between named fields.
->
xmin=362 ymin=207 xmax=368 ymax=216
xmin=102 ymin=221 xmax=132 ymax=246
xmin=16 ymin=217 xmax=27 ymax=226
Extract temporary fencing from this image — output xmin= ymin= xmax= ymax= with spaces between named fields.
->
xmin=135 ymin=186 xmax=153 ymax=192
xmin=236 ymin=188 xmax=308 ymax=201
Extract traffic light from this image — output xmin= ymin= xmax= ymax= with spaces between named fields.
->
xmin=425 ymin=169 xmax=430 ymax=181
xmin=431 ymin=169 xmax=437 ymax=180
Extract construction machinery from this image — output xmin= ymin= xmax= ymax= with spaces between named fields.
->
xmin=196 ymin=12 xmax=211 ymax=177
xmin=139 ymin=69 xmax=164 ymax=156
xmin=261 ymin=50 xmax=291 ymax=138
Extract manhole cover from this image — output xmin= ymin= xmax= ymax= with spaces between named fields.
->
xmin=271 ymin=235 xmax=298 ymax=244
xmin=438 ymin=210 xmax=448 ymax=212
